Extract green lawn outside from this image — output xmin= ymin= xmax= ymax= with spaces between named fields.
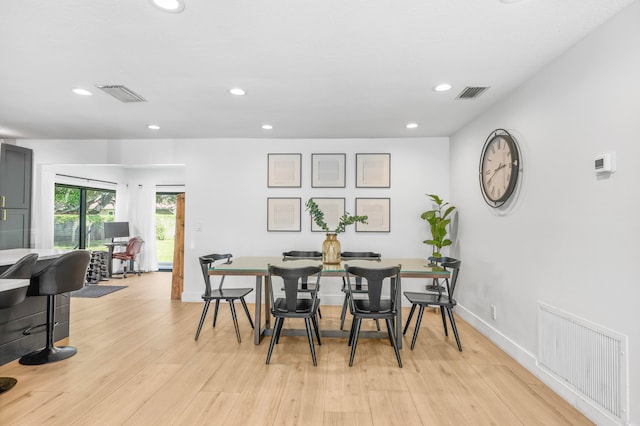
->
xmin=156 ymin=239 xmax=175 ymax=263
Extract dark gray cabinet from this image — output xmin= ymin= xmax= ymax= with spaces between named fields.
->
xmin=0 ymin=144 xmax=32 ymax=249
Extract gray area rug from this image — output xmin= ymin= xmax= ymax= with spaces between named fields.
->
xmin=71 ymin=285 xmax=127 ymax=298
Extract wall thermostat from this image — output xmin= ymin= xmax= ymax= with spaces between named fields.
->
xmin=594 ymin=152 xmax=615 ymax=174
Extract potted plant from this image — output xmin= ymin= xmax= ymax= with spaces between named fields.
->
xmin=421 ymin=194 xmax=456 ymax=260
xmin=305 ymin=199 xmax=368 ymax=264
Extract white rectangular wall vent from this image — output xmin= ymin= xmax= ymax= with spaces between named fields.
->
xmin=538 ymin=303 xmax=627 ymax=422
xmin=96 ymin=85 xmax=146 ymax=103
xmin=455 ymin=86 xmax=489 ymax=99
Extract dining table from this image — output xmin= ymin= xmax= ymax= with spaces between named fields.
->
xmin=208 ymin=256 xmax=450 ymax=349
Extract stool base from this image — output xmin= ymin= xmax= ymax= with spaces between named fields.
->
xmin=19 ymin=346 xmax=77 ymax=365
xmin=0 ymin=377 xmax=18 ymax=394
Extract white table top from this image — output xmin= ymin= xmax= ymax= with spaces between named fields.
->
xmin=0 ymin=248 xmax=68 ymax=267
xmin=0 ymin=278 xmax=30 ymax=292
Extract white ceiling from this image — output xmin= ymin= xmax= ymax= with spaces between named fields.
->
xmin=0 ymin=0 xmax=635 ymax=140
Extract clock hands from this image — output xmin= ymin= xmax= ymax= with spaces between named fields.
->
xmin=487 ymin=162 xmax=506 ymax=184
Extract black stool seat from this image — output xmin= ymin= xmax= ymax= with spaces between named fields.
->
xmin=19 ymin=250 xmax=91 ymax=365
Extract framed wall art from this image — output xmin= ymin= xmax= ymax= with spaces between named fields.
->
xmin=311 ymin=153 xmax=346 ymax=188
xmin=268 ymin=153 xmax=302 ymax=188
xmin=355 ymin=198 xmax=390 ymax=232
xmin=356 ymin=153 xmax=390 ymax=188
xmin=267 ymin=198 xmax=301 ymax=232
xmin=309 ymin=197 xmax=346 ymax=232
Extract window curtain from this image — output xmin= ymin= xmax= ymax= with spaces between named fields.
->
xmin=35 ymin=167 xmax=56 ymax=249
xmin=114 ymin=183 xmax=129 ymax=221
xmin=131 ymin=184 xmax=158 ymax=272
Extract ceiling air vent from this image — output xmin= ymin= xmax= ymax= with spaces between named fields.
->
xmin=456 ymin=86 xmax=490 ymax=100
xmin=96 ymin=85 xmax=146 ymax=103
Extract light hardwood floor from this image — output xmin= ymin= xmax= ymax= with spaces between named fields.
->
xmin=0 ymin=272 xmax=592 ymax=425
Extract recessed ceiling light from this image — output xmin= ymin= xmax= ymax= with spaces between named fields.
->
xmin=433 ymin=83 xmax=452 ymax=92
xmin=406 ymin=123 xmax=419 ymax=129
xmin=262 ymin=124 xmax=273 ymax=130
xmin=149 ymin=0 xmax=185 ymax=13
xmin=72 ymin=88 xmax=92 ymax=96
xmin=148 ymin=124 xmax=160 ymax=130
xmin=230 ymin=88 xmax=246 ymax=96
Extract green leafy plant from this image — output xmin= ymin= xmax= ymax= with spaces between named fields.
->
xmin=305 ymin=199 xmax=368 ymax=234
xmin=421 ymin=194 xmax=456 ymax=258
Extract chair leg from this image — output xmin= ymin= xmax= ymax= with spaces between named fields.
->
xmin=275 ymin=315 xmax=285 ymax=344
xmin=339 ymin=293 xmax=349 ymax=330
xmin=311 ymin=313 xmax=321 ymax=345
xmin=266 ymin=317 xmax=283 ymax=364
xmin=446 ymin=307 xmax=463 ymax=352
xmin=386 ymin=317 xmax=395 ymax=346
xmin=19 ymin=295 xmax=77 ymax=365
xmin=440 ymin=305 xmax=448 ymax=336
xmin=194 ymin=300 xmax=211 ymax=340
xmin=403 ymin=304 xmax=417 ymax=335
xmin=349 ymin=318 xmax=362 ymax=366
xmin=317 ymin=306 xmax=322 ymax=319
xmin=375 ymin=318 xmax=381 ymax=331
xmin=386 ymin=318 xmax=403 ymax=368
xmin=228 ymin=300 xmax=242 ymax=343
xmin=410 ymin=305 xmax=426 ymax=350
xmin=304 ymin=317 xmax=317 ymax=366
xmin=213 ymin=300 xmax=220 ymax=327
xmin=348 ymin=317 xmax=356 ymax=346
xmin=240 ymin=297 xmax=254 ymax=329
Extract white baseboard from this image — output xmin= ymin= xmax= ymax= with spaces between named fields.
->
xmin=455 ymin=305 xmax=626 ymax=426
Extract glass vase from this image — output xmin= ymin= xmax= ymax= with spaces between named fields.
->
xmin=322 ymin=233 xmax=341 ymax=265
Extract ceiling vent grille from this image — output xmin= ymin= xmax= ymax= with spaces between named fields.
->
xmin=96 ymin=85 xmax=146 ymax=103
xmin=456 ymin=86 xmax=490 ymax=100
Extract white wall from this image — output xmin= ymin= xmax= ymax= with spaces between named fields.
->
xmin=180 ymin=137 xmax=448 ymax=304
xmin=449 ymin=3 xmax=640 ymax=424
xmin=20 ymin=137 xmax=449 ymax=304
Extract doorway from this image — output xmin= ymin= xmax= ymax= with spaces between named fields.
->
xmin=155 ymin=192 xmax=181 ymax=271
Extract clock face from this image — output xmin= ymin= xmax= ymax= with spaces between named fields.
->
xmin=480 ymin=131 xmax=520 ymax=207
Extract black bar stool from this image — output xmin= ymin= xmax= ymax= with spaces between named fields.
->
xmin=19 ymin=250 xmax=91 ymax=365
xmin=0 ymin=253 xmax=39 ymax=393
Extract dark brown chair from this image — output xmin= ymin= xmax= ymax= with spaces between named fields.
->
xmin=403 ymin=258 xmax=463 ymax=351
xmin=266 ymin=264 xmax=323 ymax=366
xmin=339 ymin=251 xmax=381 ymax=330
xmin=196 ymin=254 xmax=254 ymax=343
xmin=112 ymin=236 xmax=144 ymax=278
xmin=345 ymin=264 xmax=402 ymax=367
xmin=0 ymin=253 xmax=39 ymax=393
xmin=282 ymin=250 xmax=323 ymax=318
xmin=20 ymin=250 xmax=91 ymax=365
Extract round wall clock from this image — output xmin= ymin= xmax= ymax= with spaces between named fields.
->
xmin=479 ymin=129 xmax=521 ymax=208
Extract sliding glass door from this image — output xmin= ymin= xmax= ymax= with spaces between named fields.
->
xmin=54 ymin=184 xmax=116 ymax=251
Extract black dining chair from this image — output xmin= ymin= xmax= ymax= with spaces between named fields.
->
xmin=403 ymin=257 xmax=463 ymax=351
xmin=196 ymin=254 xmax=254 ymax=343
xmin=339 ymin=251 xmax=381 ymax=331
xmin=0 ymin=253 xmax=39 ymax=393
xmin=344 ymin=264 xmax=402 ymax=368
xmin=281 ymin=250 xmax=323 ymax=318
xmin=266 ymin=264 xmax=323 ymax=366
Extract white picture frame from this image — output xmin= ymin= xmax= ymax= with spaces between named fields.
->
xmin=268 ymin=153 xmax=302 ymax=188
xmin=355 ymin=198 xmax=390 ymax=232
xmin=309 ymin=197 xmax=346 ymax=232
xmin=356 ymin=153 xmax=390 ymax=188
xmin=311 ymin=153 xmax=346 ymax=188
xmin=267 ymin=198 xmax=301 ymax=232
